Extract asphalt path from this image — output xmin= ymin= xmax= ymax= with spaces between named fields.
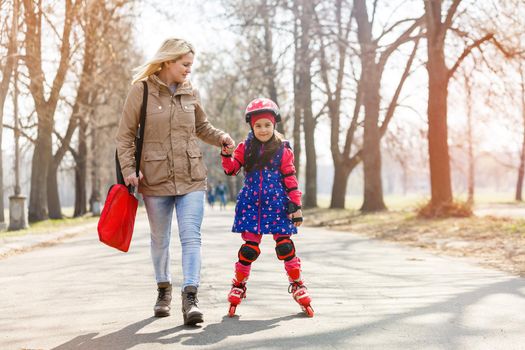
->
xmin=1 ymin=208 xmax=524 ymax=350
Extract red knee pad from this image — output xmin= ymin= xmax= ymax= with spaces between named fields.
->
xmin=238 ymin=241 xmax=260 ymax=265
xmin=275 ymin=237 xmax=296 ymax=261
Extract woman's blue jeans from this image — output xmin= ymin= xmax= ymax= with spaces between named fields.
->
xmin=143 ymin=191 xmax=205 ymax=290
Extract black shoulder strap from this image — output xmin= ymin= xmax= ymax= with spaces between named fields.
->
xmin=135 ymin=81 xmax=148 ymax=177
xmin=116 ymin=81 xmax=148 ymax=190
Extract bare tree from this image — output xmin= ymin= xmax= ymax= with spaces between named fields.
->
xmin=353 ymin=0 xmax=422 ymax=212
xmin=293 ymin=0 xmax=318 ymax=207
xmin=22 ymin=0 xmax=80 ymax=222
xmin=421 ymin=0 xmax=508 ymax=216
xmin=0 ymin=0 xmax=19 ymax=225
xmin=291 ymin=0 xmax=303 ymax=181
xmin=316 ymin=0 xmax=420 ymax=210
xmin=461 ymin=67 xmax=475 ymax=204
xmin=315 ymin=0 xmax=361 ymax=209
xmin=514 ymin=59 xmax=525 ymax=201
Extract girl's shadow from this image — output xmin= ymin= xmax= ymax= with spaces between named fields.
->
xmin=171 ymin=314 xmax=299 ymax=346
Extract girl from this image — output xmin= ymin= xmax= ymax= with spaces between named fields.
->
xmin=221 ymin=98 xmax=314 ymax=317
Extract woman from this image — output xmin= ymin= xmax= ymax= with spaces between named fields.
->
xmin=116 ymin=38 xmax=234 ymax=326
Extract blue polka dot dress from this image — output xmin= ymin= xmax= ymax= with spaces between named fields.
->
xmin=232 ymin=134 xmax=297 ymax=235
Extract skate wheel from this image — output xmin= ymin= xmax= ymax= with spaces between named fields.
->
xmin=228 ymin=305 xmax=237 ymax=317
xmin=304 ymin=305 xmax=314 ymax=317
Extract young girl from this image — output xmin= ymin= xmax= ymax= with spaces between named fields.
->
xmin=220 ymin=98 xmax=314 ymax=317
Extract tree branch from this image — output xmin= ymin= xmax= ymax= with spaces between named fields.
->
xmin=375 ymin=17 xmax=420 ymax=43
xmin=378 ymin=16 xmax=423 ymax=67
xmin=447 ymin=33 xmax=494 ymax=80
xmin=53 ymin=130 xmax=78 ymax=159
xmin=443 ymin=0 xmax=463 ymax=32
xmin=3 ymin=123 xmax=36 ymax=143
xmin=380 ymin=36 xmax=420 ymax=137
xmin=343 ymin=80 xmax=363 ymax=158
xmin=370 ymin=0 xmax=378 ymax=27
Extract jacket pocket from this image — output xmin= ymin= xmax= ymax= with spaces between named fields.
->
xmin=187 ymin=148 xmax=207 ymax=181
xmin=180 ymin=95 xmax=196 ymax=112
xmin=143 ymin=152 xmax=169 ymax=186
xmin=181 ymin=102 xmax=195 ymax=112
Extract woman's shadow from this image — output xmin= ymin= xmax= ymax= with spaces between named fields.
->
xmin=51 ymin=314 xmax=300 ymax=349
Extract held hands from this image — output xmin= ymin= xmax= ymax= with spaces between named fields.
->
xmin=124 ymin=171 xmax=144 ymax=187
xmin=220 ymin=134 xmax=235 ymax=155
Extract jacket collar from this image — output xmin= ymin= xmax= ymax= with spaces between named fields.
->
xmin=148 ymin=75 xmax=193 ymax=97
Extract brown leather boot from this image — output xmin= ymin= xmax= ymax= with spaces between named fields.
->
xmin=154 ymin=282 xmax=172 ymax=317
xmin=181 ymin=285 xmax=203 ymax=325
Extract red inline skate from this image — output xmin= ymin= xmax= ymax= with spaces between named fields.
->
xmin=227 ymin=282 xmax=247 ymax=317
xmin=289 ymin=281 xmax=314 ymax=317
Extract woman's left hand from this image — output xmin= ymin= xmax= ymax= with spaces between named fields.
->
xmin=289 ymin=209 xmax=303 ymax=227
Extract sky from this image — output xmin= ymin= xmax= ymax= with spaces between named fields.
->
xmin=134 ymin=0 xmax=236 ymax=71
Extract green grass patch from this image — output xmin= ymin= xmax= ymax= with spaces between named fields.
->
xmin=0 ymin=215 xmax=98 ymax=238
xmin=315 ymin=192 xmax=521 ymax=211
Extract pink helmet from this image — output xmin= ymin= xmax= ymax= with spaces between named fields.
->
xmin=244 ymin=98 xmax=281 ymax=123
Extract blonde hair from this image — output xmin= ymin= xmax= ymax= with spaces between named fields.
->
xmin=131 ymin=38 xmax=195 ymax=84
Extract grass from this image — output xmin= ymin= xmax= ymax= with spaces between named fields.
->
xmin=303 ymin=206 xmax=525 ymax=276
xmin=316 ymin=192 xmax=522 ymax=210
xmin=0 ymin=213 xmax=98 ymax=238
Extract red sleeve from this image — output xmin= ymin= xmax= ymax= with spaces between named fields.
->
xmin=222 ymin=142 xmax=245 ymax=176
xmin=280 ymin=146 xmax=302 ymax=206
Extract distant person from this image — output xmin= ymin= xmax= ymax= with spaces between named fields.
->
xmin=220 ymin=98 xmax=313 ymax=317
xmin=215 ymin=181 xmax=227 ymax=210
xmin=116 ymin=38 xmax=235 ymax=325
xmin=207 ymin=186 xmax=215 ymax=208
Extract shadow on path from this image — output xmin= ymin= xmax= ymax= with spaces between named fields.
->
xmin=171 ymin=314 xmax=299 ymax=346
xmin=215 ymin=278 xmax=525 ymax=350
xmin=51 ymin=314 xmax=299 ymax=349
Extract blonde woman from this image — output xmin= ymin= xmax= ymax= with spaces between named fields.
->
xmin=116 ymin=38 xmax=234 ymax=326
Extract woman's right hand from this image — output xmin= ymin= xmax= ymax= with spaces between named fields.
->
xmin=124 ymin=171 xmax=144 ymax=187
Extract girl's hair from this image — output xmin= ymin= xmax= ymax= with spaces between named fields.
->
xmin=131 ymin=38 xmax=195 ymax=84
xmin=245 ymin=131 xmax=284 ymax=173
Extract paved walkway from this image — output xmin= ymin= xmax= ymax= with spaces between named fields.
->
xmin=0 ymin=209 xmax=524 ymax=350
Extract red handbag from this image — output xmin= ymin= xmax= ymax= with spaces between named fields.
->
xmin=97 ymin=184 xmax=138 ymax=252
xmin=97 ymin=81 xmax=148 ymax=252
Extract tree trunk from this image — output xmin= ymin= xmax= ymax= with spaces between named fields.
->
xmin=47 ymin=164 xmax=62 ymax=219
xmin=516 ymin=134 xmax=525 ymax=201
xmin=292 ymin=0 xmax=303 ymax=180
xmin=89 ymin=117 xmax=101 ymax=213
xmin=353 ymin=0 xmax=387 ymax=212
xmin=516 ymin=63 xmax=525 ymax=201
xmin=28 ymin=118 xmax=53 ymax=222
xmin=303 ymin=76 xmax=317 ymax=208
xmin=427 ymin=44 xmax=453 ymax=208
xmin=0 ymin=0 xmax=19 ymax=224
xmin=465 ymin=74 xmax=475 ymax=204
xmin=330 ymin=158 xmax=360 ymax=208
xmin=360 ymin=72 xmax=386 ymax=212
xmin=295 ymin=0 xmax=317 ymax=208
xmin=74 ymin=116 xmax=88 ymax=217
